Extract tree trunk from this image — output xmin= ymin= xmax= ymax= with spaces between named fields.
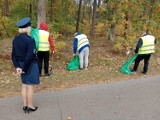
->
xmin=81 ymin=0 xmax=86 ymax=32
xmin=96 ymin=0 xmax=102 ymax=19
xmin=82 ymin=0 xmax=86 ymax=23
xmin=38 ymin=0 xmax=46 ymax=27
xmin=29 ymin=1 xmax=32 ymax=18
xmin=108 ymin=23 xmax=116 ymax=41
xmin=98 ymin=0 xmax=101 ymax=8
xmin=89 ymin=6 xmax=92 ymax=24
xmin=108 ymin=1 xmax=120 ymax=41
xmin=5 ymin=0 xmax=9 ymax=16
xmin=90 ymin=0 xmax=97 ymax=39
xmin=76 ymin=0 xmax=82 ymax=32
xmin=124 ymin=13 xmax=129 ymax=39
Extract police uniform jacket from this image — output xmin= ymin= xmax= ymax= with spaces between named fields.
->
xmin=12 ymin=33 xmax=38 ymax=72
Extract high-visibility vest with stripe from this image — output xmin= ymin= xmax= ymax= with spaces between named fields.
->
xmin=138 ymin=35 xmax=155 ymax=54
xmin=75 ymin=34 xmax=89 ymax=51
xmin=38 ymin=30 xmax=50 ymax=51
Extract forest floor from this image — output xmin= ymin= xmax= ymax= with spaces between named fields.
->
xmin=0 ymin=37 xmax=160 ymax=98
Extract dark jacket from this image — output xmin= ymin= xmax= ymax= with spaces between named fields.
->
xmin=12 ymin=33 xmax=37 ymax=72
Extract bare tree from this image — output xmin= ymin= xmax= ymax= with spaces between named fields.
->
xmin=97 ymin=0 xmax=102 ymax=19
xmin=38 ymin=0 xmax=46 ymax=27
xmin=29 ymin=1 xmax=32 ymax=18
xmin=76 ymin=0 xmax=82 ymax=32
xmin=108 ymin=0 xmax=120 ymax=41
xmin=123 ymin=13 xmax=130 ymax=39
xmin=98 ymin=0 xmax=102 ymax=8
xmin=90 ymin=0 xmax=97 ymax=39
xmin=82 ymin=0 xmax=86 ymax=23
xmin=5 ymin=0 xmax=9 ymax=16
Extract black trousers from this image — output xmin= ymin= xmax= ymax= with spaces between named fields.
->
xmin=37 ymin=51 xmax=50 ymax=75
xmin=133 ymin=54 xmax=151 ymax=73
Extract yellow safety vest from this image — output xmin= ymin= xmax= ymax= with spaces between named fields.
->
xmin=75 ymin=34 xmax=89 ymax=51
xmin=38 ymin=30 xmax=50 ymax=51
xmin=138 ymin=35 xmax=155 ymax=54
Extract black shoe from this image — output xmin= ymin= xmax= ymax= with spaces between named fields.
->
xmin=141 ymin=71 xmax=146 ymax=76
xmin=23 ymin=106 xmax=28 ymax=113
xmin=45 ymin=73 xmax=51 ymax=78
xmin=27 ymin=107 xmax=38 ymax=114
xmin=79 ymin=68 xmax=83 ymax=70
xmin=131 ymin=70 xmax=136 ymax=74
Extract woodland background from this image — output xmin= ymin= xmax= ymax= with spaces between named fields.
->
xmin=0 ymin=0 xmax=160 ymax=98
xmin=1 ymin=0 xmax=160 ymax=52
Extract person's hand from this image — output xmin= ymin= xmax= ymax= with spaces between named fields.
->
xmin=52 ymin=51 xmax=54 ymax=54
xmin=16 ymin=68 xmax=22 ymax=76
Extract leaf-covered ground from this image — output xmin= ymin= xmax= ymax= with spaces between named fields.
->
xmin=0 ymin=38 xmax=160 ymax=98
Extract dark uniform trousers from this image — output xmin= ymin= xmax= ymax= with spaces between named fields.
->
xmin=133 ymin=54 xmax=151 ymax=73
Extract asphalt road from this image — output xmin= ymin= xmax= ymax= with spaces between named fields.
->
xmin=0 ymin=75 xmax=160 ymax=120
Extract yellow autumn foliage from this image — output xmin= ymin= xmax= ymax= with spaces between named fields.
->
xmin=0 ymin=17 xmax=18 ymax=39
xmin=95 ymin=23 xmax=108 ymax=37
xmin=99 ymin=7 xmax=106 ymax=14
xmin=51 ymin=32 xmax=62 ymax=40
xmin=54 ymin=41 xmax=68 ymax=59
xmin=112 ymin=36 xmax=135 ymax=54
xmin=0 ymin=17 xmax=9 ymax=39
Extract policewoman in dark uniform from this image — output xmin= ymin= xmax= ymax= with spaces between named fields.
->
xmin=11 ymin=17 xmax=39 ymax=113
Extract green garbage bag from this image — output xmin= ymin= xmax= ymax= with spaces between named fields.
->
xmin=67 ymin=55 xmax=80 ymax=71
xmin=120 ymin=54 xmax=138 ymax=74
xmin=30 ymin=28 xmax=39 ymax=52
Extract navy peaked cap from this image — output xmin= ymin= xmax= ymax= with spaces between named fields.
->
xmin=16 ymin=17 xmax=31 ymax=28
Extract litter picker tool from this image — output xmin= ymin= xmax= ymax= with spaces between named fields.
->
xmin=49 ymin=52 xmax=54 ymax=74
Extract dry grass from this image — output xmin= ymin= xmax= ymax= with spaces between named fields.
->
xmin=0 ymin=37 xmax=160 ymax=98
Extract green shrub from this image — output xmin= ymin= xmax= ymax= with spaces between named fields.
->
xmin=54 ymin=41 xmax=68 ymax=59
xmin=112 ymin=36 xmax=135 ymax=54
xmin=0 ymin=17 xmax=17 ymax=39
xmin=94 ymin=22 xmax=108 ymax=37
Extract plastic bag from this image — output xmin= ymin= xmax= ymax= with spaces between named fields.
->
xmin=67 ymin=55 xmax=80 ymax=71
xmin=30 ymin=28 xmax=39 ymax=52
xmin=120 ymin=54 xmax=138 ymax=74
